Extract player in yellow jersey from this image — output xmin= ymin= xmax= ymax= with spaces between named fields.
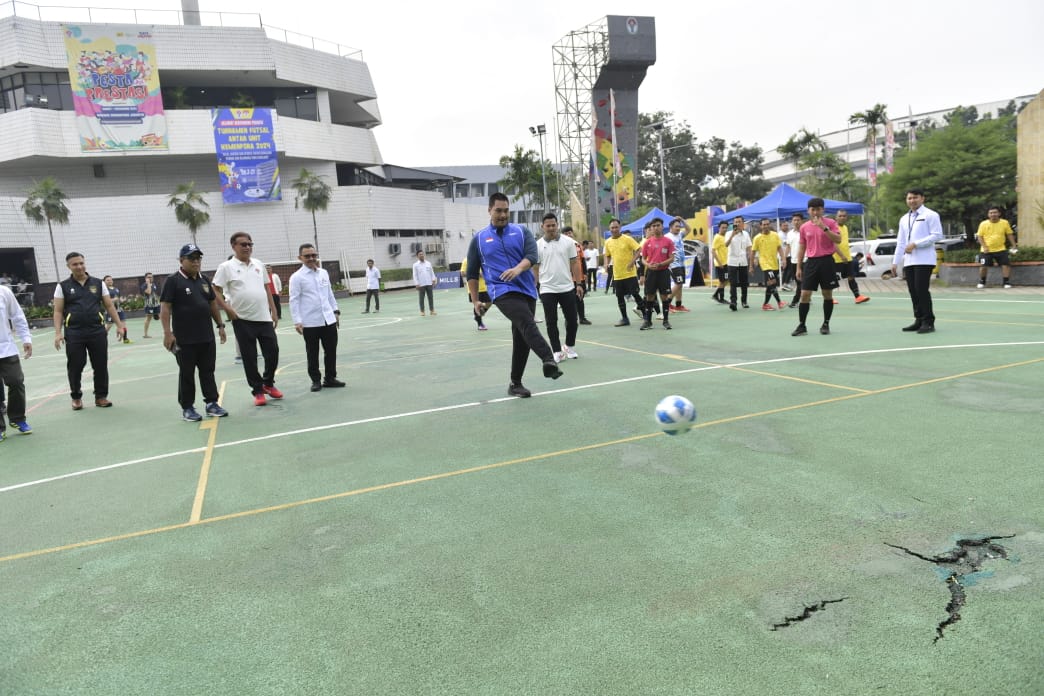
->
xmin=975 ymin=206 xmax=1018 ymax=288
xmin=751 ymin=219 xmax=785 ymax=310
xmin=711 ymin=221 xmax=729 ymax=304
xmin=602 ymin=218 xmax=646 ymax=326
xmin=832 ymin=210 xmax=870 ymax=304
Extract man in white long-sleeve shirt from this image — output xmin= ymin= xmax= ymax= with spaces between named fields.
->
xmin=892 ymin=188 xmax=944 ymax=334
xmin=412 ymin=250 xmax=438 ymax=315
xmin=0 ymin=284 xmax=33 ymax=440
xmin=289 ymin=243 xmax=344 ymax=392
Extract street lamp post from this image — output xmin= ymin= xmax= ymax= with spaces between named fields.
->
xmin=529 ymin=124 xmax=548 ymax=214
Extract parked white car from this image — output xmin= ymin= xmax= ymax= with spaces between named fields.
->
xmin=849 ymin=238 xmax=898 ymax=279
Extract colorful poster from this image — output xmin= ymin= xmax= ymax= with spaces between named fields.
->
xmin=884 ymin=120 xmax=895 ymax=174
xmin=592 ymin=92 xmax=635 ymax=224
xmin=211 ymin=108 xmax=281 ymax=204
xmin=63 ymin=25 xmax=167 ymax=152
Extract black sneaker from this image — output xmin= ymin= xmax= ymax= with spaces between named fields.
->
xmin=902 ymin=322 xmax=922 ymax=332
xmin=322 ymin=379 xmax=346 ymax=388
xmin=542 ymin=361 xmax=563 ymax=379
xmin=791 ymin=324 xmax=807 ymax=337
xmin=632 ymin=306 xmax=644 ymax=319
xmin=916 ymin=324 xmax=935 ymax=334
xmin=614 ymin=319 xmax=630 ymax=327
xmin=820 ymin=323 xmax=830 ymax=335
xmin=742 ymin=303 xmax=750 ymax=309
xmin=662 ymin=320 xmax=672 ymax=330
xmin=508 ymin=383 xmax=531 ymax=398
xmin=729 ymin=303 xmax=737 ymax=312
xmin=579 ymin=318 xmax=592 ymax=325
xmin=639 ymin=320 xmax=654 ymax=330
xmin=788 ymin=300 xmax=799 ymax=308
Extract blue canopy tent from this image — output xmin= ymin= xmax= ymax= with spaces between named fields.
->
xmin=713 ymin=183 xmax=863 ymax=224
xmin=604 ymin=207 xmax=674 ymax=237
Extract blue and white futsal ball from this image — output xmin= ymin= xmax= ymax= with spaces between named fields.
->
xmin=654 ymin=395 xmax=697 ymax=435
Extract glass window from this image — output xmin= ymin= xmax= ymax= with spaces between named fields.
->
xmin=12 ymin=73 xmax=23 ymax=87
xmin=455 ymin=184 xmax=469 ymax=198
xmin=487 ymin=183 xmax=499 ymax=195
xmin=42 ymin=72 xmax=58 ymax=84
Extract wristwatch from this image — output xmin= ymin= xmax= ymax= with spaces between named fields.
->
xmin=216 ymin=323 xmax=225 ymax=329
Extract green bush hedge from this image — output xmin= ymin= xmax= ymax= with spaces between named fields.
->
xmin=943 ymin=246 xmax=1044 ymax=263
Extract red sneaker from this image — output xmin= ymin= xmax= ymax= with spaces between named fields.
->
xmin=855 ymin=295 xmax=870 ymax=304
xmin=762 ymin=303 xmax=776 ymax=311
xmin=777 ymin=301 xmax=786 ymax=309
xmin=262 ymin=384 xmax=284 ymax=400
xmin=253 ymin=393 xmax=267 ymax=407
xmin=674 ymin=305 xmax=690 ymax=312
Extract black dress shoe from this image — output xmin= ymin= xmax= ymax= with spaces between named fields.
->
xmin=916 ymin=324 xmax=935 ymax=334
xmin=508 ymin=383 xmax=531 ymax=398
xmin=901 ymin=322 xmax=922 ymax=332
xmin=542 ymin=360 xmax=563 ymax=379
xmin=323 ymin=379 xmax=346 ymax=388
xmin=310 ymin=382 xmax=322 ymax=392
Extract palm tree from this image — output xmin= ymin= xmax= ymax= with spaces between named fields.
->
xmin=290 ymin=168 xmax=332 ymax=251
xmin=776 ymin=128 xmax=827 ymax=163
xmin=168 ymin=182 xmax=211 ymax=245
xmin=498 ymin=145 xmax=540 ymax=212
xmin=22 ymin=176 xmax=70 ymax=281
xmin=848 ymin=103 xmax=889 ymax=145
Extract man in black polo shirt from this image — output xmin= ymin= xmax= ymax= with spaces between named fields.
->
xmin=160 ymin=244 xmax=230 ymax=421
xmin=52 ymin=252 xmax=125 ymax=410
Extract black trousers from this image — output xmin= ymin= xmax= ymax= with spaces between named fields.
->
xmin=0 ymin=355 xmax=26 ymax=421
xmin=365 ymin=289 xmax=380 ymax=311
xmin=417 ymin=285 xmax=434 ymax=311
xmin=493 ymin=292 xmax=554 ymax=384
xmin=231 ymin=319 xmax=279 ymax=394
xmin=539 ymin=290 xmax=579 ymax=352
xmin=271 ymin=293 xmax=282 ymax=320
xmin=65 ymin=330 xmax=108 ymax=400
xmin=613 ymin=276 xmax=644 ymax=318
xmin=728 ymin=265 xmax=750 ymax=305
xmin=904 ymin=264 xmax=935 ymax=326
xmin=175 ymin=341 xmax=218 ymax=408
xmin=302 ymin=323 xmax=339 ymax=383
xmin=586 ymin=268 xmax=597 ymax=292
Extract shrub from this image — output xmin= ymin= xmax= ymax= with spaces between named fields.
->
xmin=943 ymin=246 xmax=1044 ymax=263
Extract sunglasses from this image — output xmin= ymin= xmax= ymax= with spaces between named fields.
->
xmin=237 ymin=242 xmax=254 ymax=247
xmin=302 ymin=254 xmax=319 ymax=259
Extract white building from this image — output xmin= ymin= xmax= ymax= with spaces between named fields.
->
xmin=762 ymin=97 xmax=1035 ymax=185
xmin=0 ymin=3 xmax=488 ymax=301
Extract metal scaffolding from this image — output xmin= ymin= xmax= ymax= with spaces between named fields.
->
xmin=552 ymin=18 xmax=608 ymax=228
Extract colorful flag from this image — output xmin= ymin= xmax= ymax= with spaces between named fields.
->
xmin=866 ymin=134 xmax=877 ymax=187
xmin=884 ymin=120 xmax=895 ymax=174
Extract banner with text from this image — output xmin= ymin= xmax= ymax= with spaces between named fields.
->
xmin=212 ymin=108 xmax=281 ymax=204
xmin=63 ymin=24 xmax=167 ymax=152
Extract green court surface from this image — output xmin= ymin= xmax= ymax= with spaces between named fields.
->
xmin=1 ymin=280 xmax=1042 ymax=695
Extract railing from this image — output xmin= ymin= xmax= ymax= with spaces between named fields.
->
xmin=0 ymin=1 xmax=363 ymax=59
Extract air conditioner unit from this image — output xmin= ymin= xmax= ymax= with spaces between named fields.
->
xmin=424 ymin=243 xmax=444 ymax=253
xmin=410 ymin=242 xmax=423 ymax=254
xmin=388 ymin=243 xmax=401 ymax=255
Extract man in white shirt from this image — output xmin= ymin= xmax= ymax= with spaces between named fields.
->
xmin=363 ymin=259 xmax=381 ymax=313
xmin=535 ymin=213 xmax=583 ymax=361
xmin=582 ymin=241 xmax=599 ymax=292
xmin=412 ymin=250 xmax=438 ymax=315
xmin=289 ymin=244 xmax=344 ymax=392
xmin=785 ymin=214 xmax=804 ymax=306
xmin=725 ymin=216 xmax=753 ymax=311
xmin=213 ymin=231 xmax=282 ymax=406
xmin=0 ymin=284 xmax=33 ymax=439
xmin=892 ymin=188 xmax=944 ymax=334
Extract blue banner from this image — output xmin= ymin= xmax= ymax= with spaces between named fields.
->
xmin=212 ymin=108 xmax=281 ymax=204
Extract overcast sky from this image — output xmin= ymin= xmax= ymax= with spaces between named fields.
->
xmin=52 ymin=0 xmax=1044 ymax=167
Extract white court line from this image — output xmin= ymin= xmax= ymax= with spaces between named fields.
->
xmin=3 ymin=340 xmax=1043 ymax=495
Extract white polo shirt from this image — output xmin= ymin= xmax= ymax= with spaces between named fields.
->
xmin=536 ymin=235 xmax=577 ymax=294
xmin=213 ymin=256 xmax=272 ymax=321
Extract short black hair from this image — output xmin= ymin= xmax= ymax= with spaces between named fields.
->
xmin=542 ymin=212 xmax=558 ymax=222
xmin=609 ymin=217 xmax=622 ymax=225
xmin=807 ymin=197 xmax=825 ymax=208
xmin=562 ymin=226 xmax=573 ymax=234
xmin=489 ymin=192 xmax=509 ymax=207
xmin=987 ymin=205 xmax=1003 ymax=214
xmin=65 ymin=251 xmax=84 ymax=261
xmin=298 ymin=243 xmax=315 ymax=255
xmin=906 ymin=188 xmax=925 ymax=197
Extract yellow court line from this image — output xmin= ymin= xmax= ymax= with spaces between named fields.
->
xmin=579 ymin=339 xmax=719 ymax=364
xmin=725 ymin=366 xmax=871 ymax=393
xmin=3 ymin=356 xmax=1042 ymax=566
xmin=188 ymin=380 xmax=227 ymax=523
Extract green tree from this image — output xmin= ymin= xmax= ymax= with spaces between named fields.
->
xmin=498 ymin=145 xmax=540 ymax=212
xmin=878 ymin=113 xmax=1016 ymax=236
xmin=22 ymin=176 xmax=70 ymax=281
xmin=849 ymin=103 xmax=889 ymax=145
xmin=776 ymin=128 xmax=827 ymax=163
xmin=290 ymin=168 xmax=332 ymax=251
xmin=167 ymin=182 xmax=211 ymax=245
xmin=795 ymin=150 xmax=870 ymax=205
xmin=700 ymin=137 xmax=771 ymax=207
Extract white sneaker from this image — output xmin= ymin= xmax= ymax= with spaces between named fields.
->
xmin=553 ymin=351 xmax=564 ymax=363
xmin=976 ymin=282 xmax=985 ymax=289
xmin=1004 ymin=283 xmax=1012 ymax=289
xmin=564 ymin=346 xmax=579 ymax=359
